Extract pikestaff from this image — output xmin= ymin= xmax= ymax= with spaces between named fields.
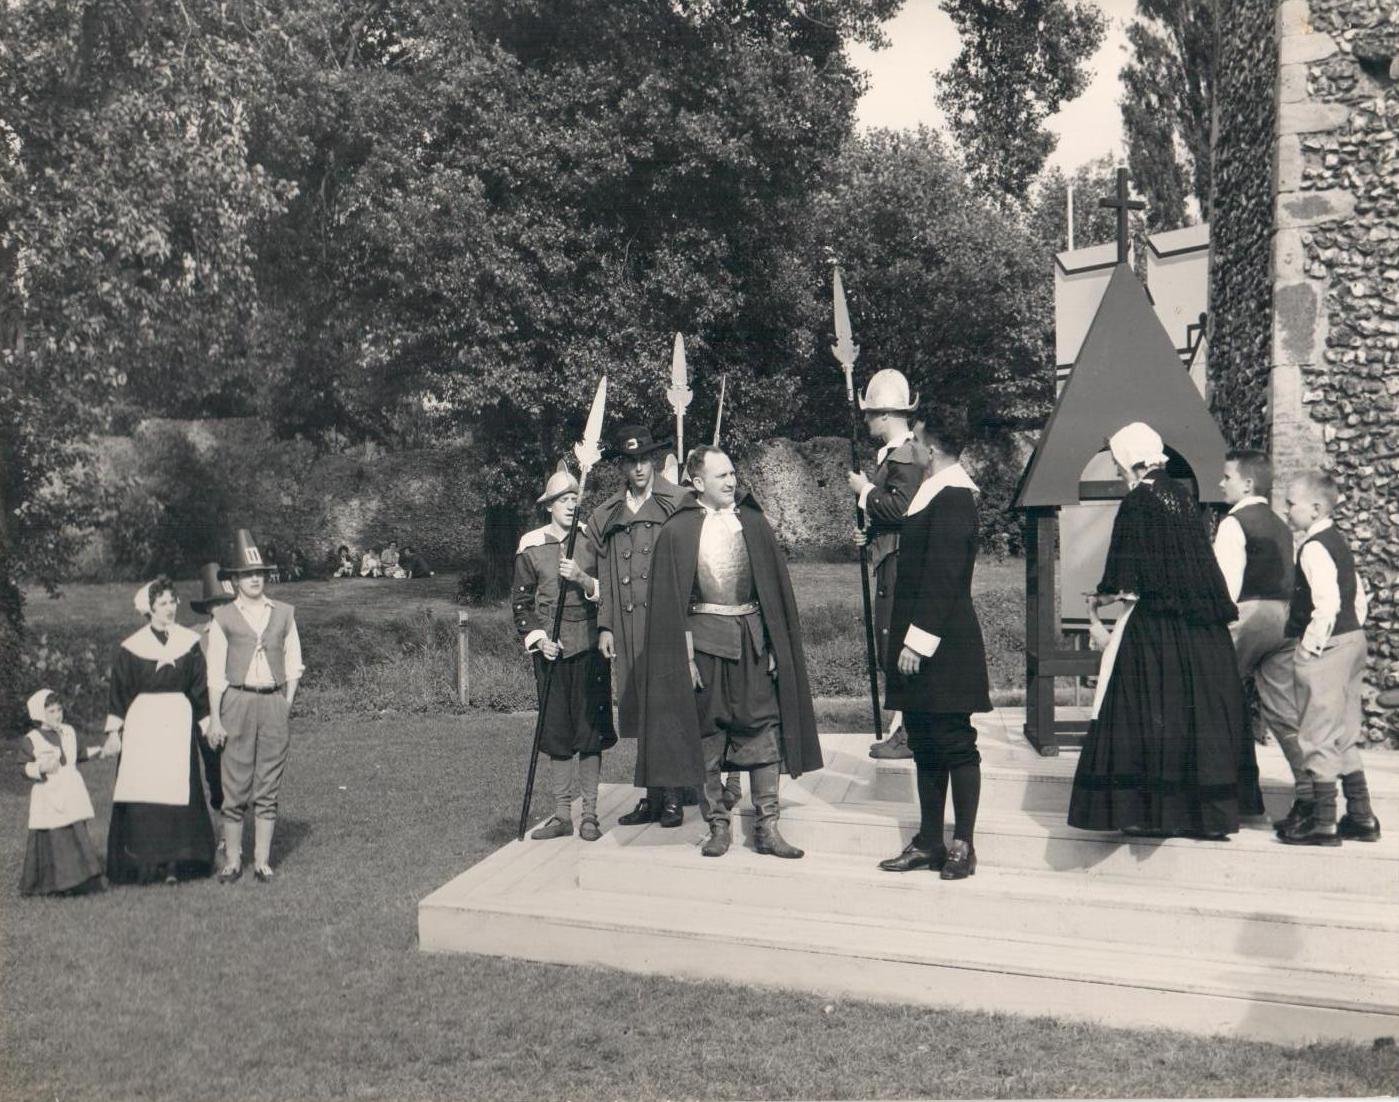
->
xmin=516 ymin=375 xmax=608 ymax=841
xmin=667 ymin=332 xmax=692 ymax=479
xmin=831 ymin=267 xmax=885 ymax=741
xmin=712 ymin=372 xmax=727 ymax=446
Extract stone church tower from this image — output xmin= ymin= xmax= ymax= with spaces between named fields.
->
xmin=1211 ymin=0 xmax=1398 ymax=740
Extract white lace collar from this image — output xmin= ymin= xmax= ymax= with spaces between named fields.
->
xmin=906 ymin=463 xmax=980 ymax=517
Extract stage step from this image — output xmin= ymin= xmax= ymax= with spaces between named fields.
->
xmin=418 ymin=717 xmax=1399 ymax=1044
xmin=577 ymin=834 xmax=1399 ymax=978
xmin=420 ymin=832 xmax=1399 ymax=1044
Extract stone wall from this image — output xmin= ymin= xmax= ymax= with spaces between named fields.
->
xmin=1210 ymin=0 xmax=1278 ymax=450
xmin=1270 ymin=0 xmax=1398 ymax=737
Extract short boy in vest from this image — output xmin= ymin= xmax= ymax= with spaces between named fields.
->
xmin=513 ymin=464 xmax=616 ymax=841
xmin=1213 ymin=450 xmax=1307 ymax=828
xmin=1278 ymin=471 xmax=1378 ymax=846
xmin=206 ymin=529 xmax=305 ymax=881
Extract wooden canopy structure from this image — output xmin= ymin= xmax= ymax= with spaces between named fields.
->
xmin=1015 ymin=261 xmax=1230 ymax=755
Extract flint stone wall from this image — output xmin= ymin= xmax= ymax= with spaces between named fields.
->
xmin=1216 ymin=0 xmax=1399 ymax=741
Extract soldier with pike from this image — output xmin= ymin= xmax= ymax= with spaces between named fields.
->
xmin=848 ymin=369 xmax=927 ymax=760
xmin=582 ymin=425 xmax=690 ymax=828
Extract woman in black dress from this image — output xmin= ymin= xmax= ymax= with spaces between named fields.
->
xmin=1068 ymin=423 xmax=1263 ymax=839
xmin=102 ymin=577 xmax=217 ymax=884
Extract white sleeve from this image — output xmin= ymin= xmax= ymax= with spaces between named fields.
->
xmin=524 ymin=630 xmax=547 ymax=652
xmin=858 ymin=484 xmax=875 ymax=513
xmin=1212 ymin=515 xmax=1247 ymax=604
xmin=283 ymin=618 xmax=305 ymax=682
xmin=206 ymin=619 xmax=230 ymax=697
xmin=903 ymin=624 xmax=941 ymax=658
xmin=1299 ymin=542 xmax=1340 ymax=645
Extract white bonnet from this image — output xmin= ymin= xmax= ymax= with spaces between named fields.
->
xmin=27 ymin=689 xmax=55 ymax=724
xmin=1108 ymin=422 xmax=1168 ymax=473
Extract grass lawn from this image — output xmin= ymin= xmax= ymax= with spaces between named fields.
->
xmin=3 ymin=711 xmax=1396 ymax=1101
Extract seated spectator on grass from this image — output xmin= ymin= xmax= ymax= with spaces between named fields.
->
xmin=286 ymin=548 xmax=307 ymax=582
xmin=360 ymin=547 xmax=382 ymax=577
xmin=332 ymin=545 xmax=356 ymax=578
xmin=401 ymin=545 xmax=434 ymax=578
xmin=264 ymin=544 xmax=282 ymax=584
xmin=381 ymin=540 xmax=407 ymax=579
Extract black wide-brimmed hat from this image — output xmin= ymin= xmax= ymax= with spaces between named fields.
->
xmin=609 ymin=424 xmax=671 ymax=460
xmin=191 ymin=562 xmax=236 ymax=614
xmin=219 ymin=529 xmax=275 ymax=579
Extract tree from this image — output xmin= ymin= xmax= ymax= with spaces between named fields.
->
xmin=935 ymin=0 xmax=1107 ymax=200
xmin=1119 ymin=0 xmax=1214 ymax=228
xmin=0 ymin=1 xmax=293 ymax=722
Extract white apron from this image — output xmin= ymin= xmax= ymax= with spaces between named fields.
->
xmin=112 ymin=692 xmax=192 ymax=806
xmin=1090 ymin=602 xmax=1137 ymax=721
xmin=26 ymin=728 xmax=96 ymax=830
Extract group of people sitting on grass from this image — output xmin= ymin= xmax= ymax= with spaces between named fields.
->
xmin=333 ymin=539 xmax=434 ymax=580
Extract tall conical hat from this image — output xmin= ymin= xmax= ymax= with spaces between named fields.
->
xmin=191 ymin=562 xmax=236 ymax=613
xmin=858 ymin=368 xmax=919 ymax=414
xmin=219 ymin=528 xmax=274 ymax=579
xmin=536 ymin=460 xmax=580 ymax=506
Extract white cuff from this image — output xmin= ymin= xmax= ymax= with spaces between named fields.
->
xmin=104 ymin=715 xmax=124 ymax=734
xmin=24 ymin=761 xmax=42 ymax=780
xmin=858 ymin=484 xmax=874 ymax=512
xmin=585 ymin=578 xmax=600 ymax=603
xmin=904 ymin=624 xmax=941 ymax=658
xmin=524 ymin=629 xmax=547 ymax=652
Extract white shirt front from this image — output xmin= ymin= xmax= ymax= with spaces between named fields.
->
xmin=206 ymin=596 xmax=305 ymax=696
xmin=1211 ymin=495 xmax=1270 ymax=605
xmin=624 ymin=485 xmax=653 ymax=514
xmin=1297 ymin=518 xmax=1368 ymax=652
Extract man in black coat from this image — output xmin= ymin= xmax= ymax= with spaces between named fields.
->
xmin=878 ymin=411 xmax=991 ymax=881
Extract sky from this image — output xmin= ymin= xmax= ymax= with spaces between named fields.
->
xmin=847 ymin=0 xmax=1137 ymax=173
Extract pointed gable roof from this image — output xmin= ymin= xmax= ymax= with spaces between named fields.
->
xmin=1016 ymin=264 xmax=1228 ymax=508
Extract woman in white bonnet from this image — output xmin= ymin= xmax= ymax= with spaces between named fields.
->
xmin=101 ymin=576 xmax=217 ymax=884
xmin=1068 ymin=423 xmax=1263 ymax=840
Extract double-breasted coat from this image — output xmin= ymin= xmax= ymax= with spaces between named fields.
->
xmin=861 ymin=436 xmax=928 ymax=669
xmin=883 ymin=470 xmax=992 ymax=716
xmin=585 ymin=477 xmax=689 ymax=720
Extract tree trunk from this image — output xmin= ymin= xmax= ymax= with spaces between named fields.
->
xmin=481 ymin=503 xmax=522 ymax=601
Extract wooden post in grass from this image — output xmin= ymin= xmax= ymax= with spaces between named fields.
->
xmin=456 ymin=610 xmax=470 ymax=706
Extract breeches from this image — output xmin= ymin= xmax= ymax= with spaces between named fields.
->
xmin=1294 ymin=630 xmax=1367 ymax=783
xmin=219 ymin=690 xmax=291 ymax=824
xmin=905 ymin=712 xmax=980 ymax=771
xmin=1231 ymin=603 xmax=1304 ymax=778
xmin=694 ymin=631 xmax=782 ymax=769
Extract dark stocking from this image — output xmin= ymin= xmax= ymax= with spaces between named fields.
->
xmin=950 ymin=761 xmax=981 ymax=843
xmin=916 ymin=764 xmax=949 ymax=849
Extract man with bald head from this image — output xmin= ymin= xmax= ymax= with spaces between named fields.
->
xmin=621 ymin=446 xmax=823 ymax=859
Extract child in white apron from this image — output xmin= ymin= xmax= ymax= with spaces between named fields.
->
xmin=19 ymin=690 xmax=105 ymax=896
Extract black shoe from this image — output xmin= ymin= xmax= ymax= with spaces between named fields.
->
xmin=877 ymin=841 xmax=947 ymax=873
xmin=617 ymin=799 xmax=660 ymax=826
xmin=1278 ymin=817 xmax=1342 ymax=846
xmin=658 ymin=798 xmax=683 ymax=829
xmin=1272 ymin=800 xmax=1312 ymax=836
xmin=940 ymin=840 xmax=976 ymax=880
xmin=1338 ymin=812 xmax=1382 ymax=842
xmin=216 ymin=864 xmax=242 ymax=884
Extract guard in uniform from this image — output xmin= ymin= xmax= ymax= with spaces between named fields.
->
xmin=513 ymin=465 xmax=616 ymax=842
xmin=847 ymin=369 xmax=926 ymax=759
xmin=623 ymin=446 xmax=823 ymax=860
xmin=584 ymin=425 xmax=690 ymax=828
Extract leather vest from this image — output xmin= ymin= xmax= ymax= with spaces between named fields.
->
xmin=1286 ymin=526 xmax=1361 ymax=639
xmin=212 ymin=602 xmax=291 ymax=685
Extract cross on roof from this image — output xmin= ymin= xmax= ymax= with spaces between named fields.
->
xmin=1098 ymin=167 xmax=1145 ymax=264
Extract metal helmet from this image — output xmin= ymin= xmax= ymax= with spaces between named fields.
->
xmin=858 ymin=369 xmax=919 ymax=414
xmin=536 ymin=460 xmax=580 ymax=505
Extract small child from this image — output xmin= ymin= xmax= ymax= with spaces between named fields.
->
xmin=19 ymin=690 xmax=105 ymax=896
xmin=360 ymin=547 xmax=382 ymax=578
xmin=1278 ymin=470 xmax=1379 ymax=846
xmin=333 ymin=545 xmax=356 ymax=578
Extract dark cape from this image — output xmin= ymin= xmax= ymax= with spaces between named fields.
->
xmin=622 ymin=493 xmax=823 ymax=787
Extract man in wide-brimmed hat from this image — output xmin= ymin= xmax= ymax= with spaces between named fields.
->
xmin=189 ymin=562 xmax=235 ymax=817
xmin=206 ymin=529 xmax=305 ymax=883
xmin=847 ymin=368 xmax=927 ymax=760
xmin=513 ymin=464 xmax=616 ymax=841
xmin=581 ymin=424 xmax=692 ymax=828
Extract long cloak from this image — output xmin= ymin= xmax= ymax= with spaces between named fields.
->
xmin=623 ymin=494 xmax=823 ymax=787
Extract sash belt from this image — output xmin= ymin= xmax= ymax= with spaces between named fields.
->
xmin=688 ymin=601 xmax=759 ymax=617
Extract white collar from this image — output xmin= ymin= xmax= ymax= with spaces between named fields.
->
xmin=700 ymin=500 xmax=737 ymax=515
xmin=1304 ymin=517 xmax=1334 ymax=539
xmin=876 ymin=430 xmax=916 ymax=467
xmin=624 ymin=485 xmax=653 ymax=512
xmin=235 ymin=594 xmax=275 ymax=612
xmin=1228 ymin=495 xmax=1269 ymax=516
xmin=121 ymin=622 xmax=200 ymax=668
xmin=906 ymin=462 xmax=979 ymax=517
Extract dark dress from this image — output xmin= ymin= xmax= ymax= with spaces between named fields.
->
xmin=105 ymin=627 xmax=217 ymax=884
xmin=1068 ymin=471 xmax=1264 ymax=836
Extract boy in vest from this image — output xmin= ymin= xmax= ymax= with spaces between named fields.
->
xmin=206 ymin=529 xmax=305 ymax=881
xmin=1212 ymin=450 xmax=1307 ymax=828
xmin=1278 ymin=471 xmax=1378 ymax=846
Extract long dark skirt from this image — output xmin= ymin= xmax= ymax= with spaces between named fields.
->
xmin=1068 ymin=610 xmax=1264 ymax=836
xmin=21 ymin=823 xmax=105 ymax=896
xmin=106 ymin=729 xmax=216 ymax=885
xmin=534 ymin=650 xmax=616 ymax=759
